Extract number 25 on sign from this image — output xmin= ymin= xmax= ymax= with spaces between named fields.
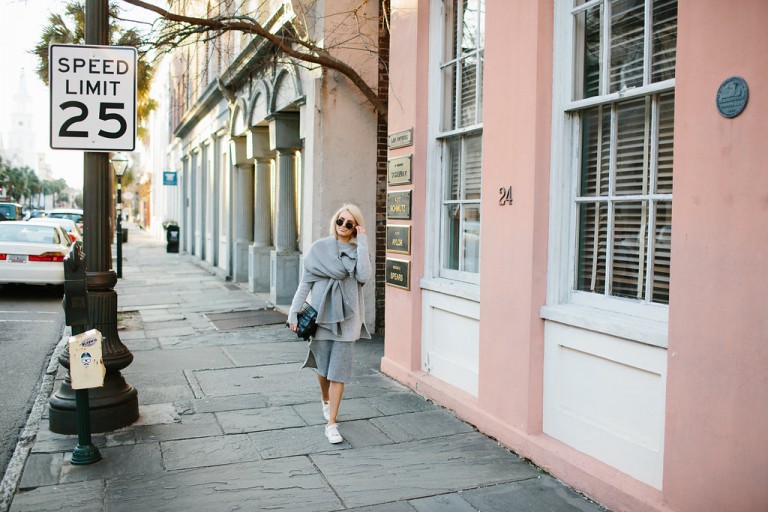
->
xmin=49 ymin=44 xmax=137 ymax=152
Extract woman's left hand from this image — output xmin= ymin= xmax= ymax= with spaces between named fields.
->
xmin=355 ymin=225 xmax=366 ymax=236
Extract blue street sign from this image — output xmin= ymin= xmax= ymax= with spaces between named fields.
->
xmin=163 ymin=171 xmax=178 ymax=186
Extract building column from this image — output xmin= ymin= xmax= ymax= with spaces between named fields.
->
xmin=230 ymin=136 xmax=254 ymax=283
xmin=269 ymin=113 xmax=301 ymax=304
xmin=247 ymin=127 xmax=274 ymax=293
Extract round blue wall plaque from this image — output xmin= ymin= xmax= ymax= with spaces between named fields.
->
xmin=716 ymin=76 xmax=749 ymax=118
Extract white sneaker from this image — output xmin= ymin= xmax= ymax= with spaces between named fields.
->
xmin=325 ymin=423 xmax=343 ymax=444
xmin=321 ymin=401 xmax=330 ymax=421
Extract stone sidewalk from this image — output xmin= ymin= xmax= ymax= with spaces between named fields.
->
xmin=5 ymin=228 xmax=607 ymax=511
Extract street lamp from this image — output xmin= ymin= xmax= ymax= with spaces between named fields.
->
xmin=110 ymin=152 xmax=129 ymax=278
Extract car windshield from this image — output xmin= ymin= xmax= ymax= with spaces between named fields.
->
xmin=0 ymin=223 xmax=63 ymax=244
xmin=47 ymin=212 xmax=83 ymax=223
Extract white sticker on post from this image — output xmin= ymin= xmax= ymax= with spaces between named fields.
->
xmin=69 ymin=329 xmax=106 ymax=390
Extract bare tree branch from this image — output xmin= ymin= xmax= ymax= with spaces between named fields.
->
xmin=120 ymin=0 xmax=387 ymax=115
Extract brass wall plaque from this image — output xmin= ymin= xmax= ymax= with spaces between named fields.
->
xmin=386 ymin=225 xmax=411 ymax=254
xmin=387 ymin=155 xmax=412 ymax=185
xmin=388 ymin=128 xmax=413 ymax=149
xmin=387 ymin=191 xmax=412 ymax=219
xmin=385 ymin=258 xmax=410 ymax=290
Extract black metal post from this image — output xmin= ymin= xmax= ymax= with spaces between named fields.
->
xmin=116 ymin=175 xmax=122 ymax=278
xmin=48 ymin=0 xmax=138 ymax=434
xmin=70 ymin=325 xmax=101 ymax=465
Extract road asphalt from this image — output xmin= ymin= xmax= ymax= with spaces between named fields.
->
xmin=1 ymin=227 xmax=608 ymax=512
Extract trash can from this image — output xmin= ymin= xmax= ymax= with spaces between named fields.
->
xmin=121 ymin=228 xmax=128 ymax=243
xmin=166 ymin=224 xmax=180 ymax=253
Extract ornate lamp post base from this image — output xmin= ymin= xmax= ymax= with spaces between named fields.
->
xmin=49 ymin=373 xmax=138 ymax=435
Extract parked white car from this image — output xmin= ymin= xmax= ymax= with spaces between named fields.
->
xmin=0 ymin=222 xmax=72 ymax=286
xmin=28 ymin=217 xmax=82 ymax=243
xmin=44 ymin=208 xmax=84 ymax=232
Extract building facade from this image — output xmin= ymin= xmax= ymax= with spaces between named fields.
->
xmin=383 ymin=1 xmax=767 ymax=511
xmin=148 ymin=0 xmax=386 ymax=326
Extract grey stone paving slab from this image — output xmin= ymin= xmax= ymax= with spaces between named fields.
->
xmin=105 ymin=456 xmax=342 ymax=512
xmin=194 ymin=363 xmax=316 ymax=398
xmin=118 ymin=292 xmax=179 ymax=308
xmin=335 ymin=419 xmax=395 ymax=449
xmin=116 ymin=329 xmax=148 ymax=340
xmin=139 ymin=310 xmax=186 ymax=322
xmin=18 ymin=452 xmax=63 ymax=489
xmin=224 ymin=341 xmax=308 ymax=366
xmin=143 ymin=319 xmax=194 ymax=331
xmin=365 ymin=392 xmax=439 ymax=416
xmin=105 ymin=428 xmax=137 ymax=447
xmin=294 ymin=397 xmax=383 ymax=425
xmin=247 ymin=425 xmax=351 ymax=458
xmin=186 ymin=393 xmax=270 ymax=414
xmin=410 ymin=493 xmax=477 ymax=512
xmin=121 ymin=370 xmax=195 ymax=405
xmin=343 ymin=373 xmax=411 ymax=399
xmin=31 ymin=427 xmax=106 ymax=454
xmin=10 ymin=479 xmax=105 ymax=512
xmin=310 ymin=432 xmax=539 ymax=508
xmin=370 ymin=409 xmax=475 ymax=443
xmin=59 ymin=442 xmax=164 ymax=484
xmin=128 ymin=346 xmax=234 ymax=372
xmin=132 ymin=325 xmax=197 ymax=337
xmin=461 ymin=478 xmax=609 ymax=511
xmin=347 ymin=501 xmax=418 ymax=511
xmin=121 ymin=337 xmax=160 ymax=351
xmin=133 ymin=411 xmax=222 ymax=442
xmin=161 ymin=433 xmax=262 ymax=470
xmin=217 ymin=405 xmax=307 ymax=434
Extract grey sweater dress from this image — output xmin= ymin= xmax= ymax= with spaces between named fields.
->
xmin=288 ymin=234 xmax=372 ymax=380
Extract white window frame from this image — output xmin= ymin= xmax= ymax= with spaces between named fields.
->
xmin=423 ymin=0 xmax=484 ymax=292
xmin=543 ymin=0 xmax=675 ymax=348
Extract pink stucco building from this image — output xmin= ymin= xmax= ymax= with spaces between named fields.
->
xmin=382 ymin=1 xmax=768 ymax=511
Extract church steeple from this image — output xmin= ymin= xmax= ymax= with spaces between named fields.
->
xmin=6 ymin=68 xmax=36 ymax=169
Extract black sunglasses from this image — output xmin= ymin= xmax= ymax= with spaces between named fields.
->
xmin=335 ymin=218 xmax=355 ymax=230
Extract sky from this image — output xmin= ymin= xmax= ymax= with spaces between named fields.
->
xmin=0 ymin=0 xmax=154 ymax=191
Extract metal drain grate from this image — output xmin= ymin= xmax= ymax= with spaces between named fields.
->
xmin=204 ymin=308 xmax=287 ymax=331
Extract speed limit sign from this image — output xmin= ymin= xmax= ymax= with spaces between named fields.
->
xmin=49 ymin=44 xmax=137 ymax=151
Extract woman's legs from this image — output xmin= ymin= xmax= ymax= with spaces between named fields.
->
xmin=317 ymin=374 xmax=330 ymax=402
xmin=328 ymin=381 xmax=345 ymax=424
xmin=317 ymin=374 xmax=344 ymax=424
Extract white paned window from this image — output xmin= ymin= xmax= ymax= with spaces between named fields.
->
xmin=549 ymin=0 xmax=677 ymax=337
xmin=438 ymin=0 xmax=484 ymax=282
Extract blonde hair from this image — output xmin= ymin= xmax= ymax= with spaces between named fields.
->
xmin=329 ymin=203 xmax=365 ymax=239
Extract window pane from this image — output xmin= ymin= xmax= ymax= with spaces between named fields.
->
xmin=446 ymin=139 xmax=461 ymax=201
xmin=464 ymin=135 xmax=482 ymax=199
xmin=577 ymin=202 xmax=608 ymax=294
xmin=652 ymin=201 xmax=672 ymax=304
xmin=461 ymin=0 xmax=481 ymax=53
xmin=610 ymin=0 xmax=645 ymax=92
xmin=445 ymin=204 xmax=461 ymax=270
xmin=611 ymin=200 xmax=647 ymax=300
xmin=580 ymin=106 xmax=611 ymax=197
xmin=442 ymin=63 xmax=457 ymax=131
xmin=577 ymin=5 xmax=602 ymax=99
xmin=615 ymin=97 xmax=650 ymax=196
xmin=463 ymin=205 xmax=481 ymax=273
xmin=459 ymin=54 xmax=478 ymax=128
xmin=656 ymin=92 xmax=674 ymax=193
xmin=477 ymin=51 xmax=484 ymax=123
xmin=652 ymin=0 xmax=677 ymax=83
xmin=446 ymin=0 xmax=458 ymax=62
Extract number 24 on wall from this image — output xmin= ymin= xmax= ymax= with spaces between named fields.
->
xmin=498 ymin=186 xmax=513 ymax=206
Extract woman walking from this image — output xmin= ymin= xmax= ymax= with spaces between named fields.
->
xmin=288 ymin=204 xmax=372 ymax=444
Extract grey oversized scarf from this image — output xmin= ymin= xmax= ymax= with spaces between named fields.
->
xmin=303 ymin=236 xmax=359 ymax=335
